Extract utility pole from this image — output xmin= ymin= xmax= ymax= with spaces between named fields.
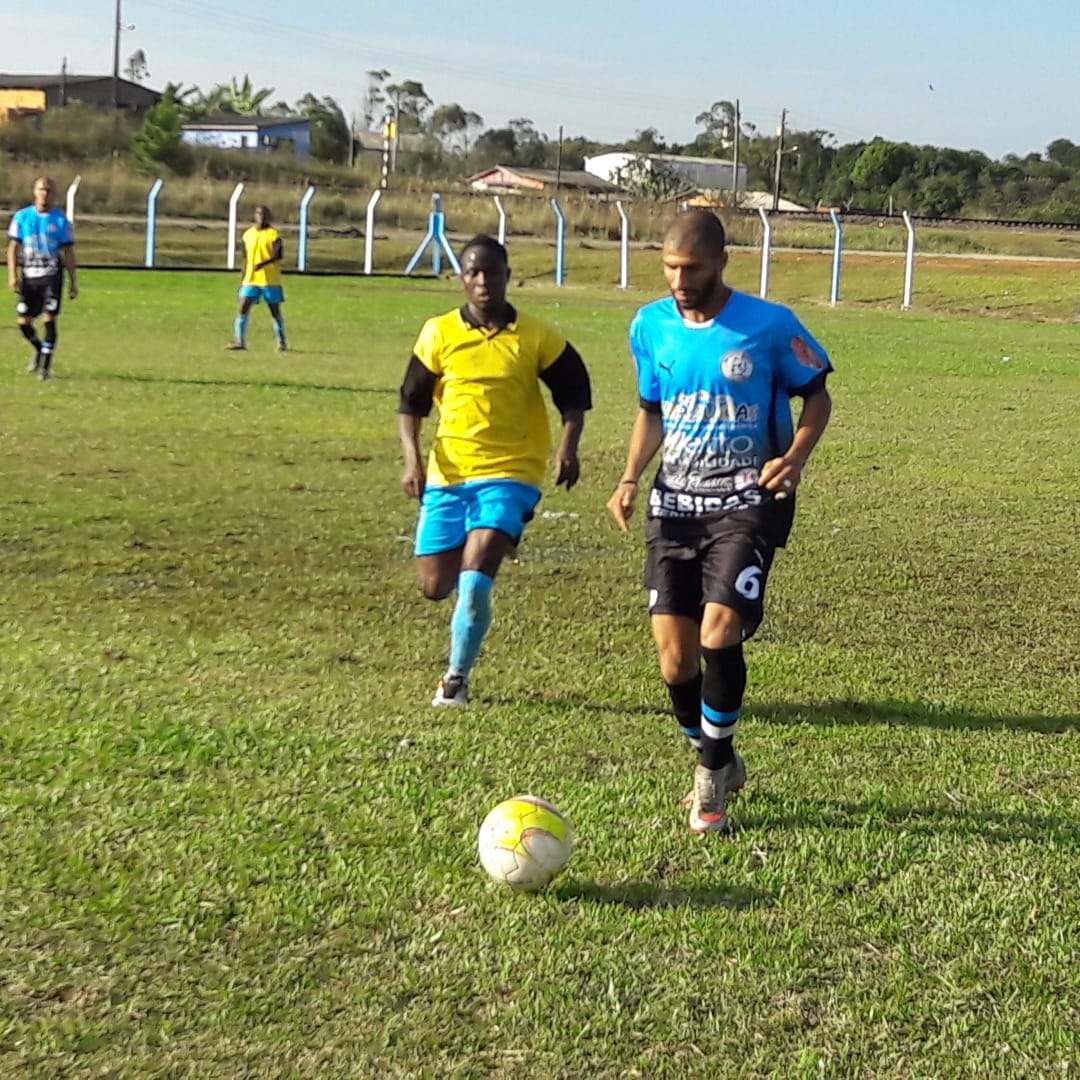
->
xmin=731 ymin=97 xmax=741 ymax=206
xmin=555 ymin=124 xmax=564 ymax=192
xmin=771 ymin=107 xmax=787 ymax=212
xmin=112 ymin=0 xmax=121 ymax=109
xmin=60 ymin=57 xmax=68 ymax=108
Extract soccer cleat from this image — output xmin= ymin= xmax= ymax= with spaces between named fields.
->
xmin=27 ymin=351 xmax=41 ymax=373
xmin=276 ymin=341 xmax=288 ymax=353
xmin=224 ymin=342 xmax=246 ymax=351
xmin=37 ymin=363 xmax=51 ymax=381
xmin=687 ymin=752 xmax=747 ymax=834
xmin=431 ymin=673 xmax=469 ymax=707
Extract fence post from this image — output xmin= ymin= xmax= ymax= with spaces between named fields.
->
xmin=615 ymin=200 xmax=630 ymax=289
xmin=226 ymin=183 xmax=244 ymax=270
xmin=144 ymin=178 xmax=164 ymax=268
xmin=829 ymin=209 xmax=843 ymax=305
xmin=297 ymin=185 xmax=316 ymax=272
xmin=902 ymin=211 xmax=916 ymax=310
xmin=493 ymin=195 xmax=507 ymax=246
xmin=363 ymin=189 xmax=382 ymax=275
xmin=65 ymin=175 xmax=82 ymax=224
xmin=758 ymin=207 xmax=772 ymax=299
xmin=551 ymin=199 xmax=566 ymax=286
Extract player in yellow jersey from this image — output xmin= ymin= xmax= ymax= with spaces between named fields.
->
xmin=398 ymin=235 xmax=593 ymax=705
xmin=226 ymin=205 xmax=286 ymax=352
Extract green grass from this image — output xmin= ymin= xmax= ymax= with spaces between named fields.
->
xmin=2 ymin=268 xmax=1079 ymax=1077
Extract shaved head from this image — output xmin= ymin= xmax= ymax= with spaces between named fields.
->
xmin=663 ymin=209 xmax=726 ymax=257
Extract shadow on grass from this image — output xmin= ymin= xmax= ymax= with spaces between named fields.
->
xmin=751 ymin=699 xmax=1080 ymax=734
xmin=485 ymin=691 xmax=1078 ymax=734
xmin=744 ymin=795 xmax=1080 ymax=848
xmin=81 ymin=372 xmax=395 ymax=394
xmin=556 ymin=880 xmax=774 ymax=911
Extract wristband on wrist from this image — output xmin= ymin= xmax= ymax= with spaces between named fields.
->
xmin=617 ymin=479 xmax=638 ymax=487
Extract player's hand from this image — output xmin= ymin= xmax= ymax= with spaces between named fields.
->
xmin=68 ymin=281 xmax=79 ymax=300
xmin=400 ymin=463 xmax=425 ymax=499
xmin=553 ymin=450 xmax=580 ymax=490
xmin=760 ymin=455 xmax=804 ymax=500
xmin=606 ymin=481 xmax=638 ymax=532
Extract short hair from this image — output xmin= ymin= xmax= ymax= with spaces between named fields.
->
xmin=256 ymin=204 xmax=272 ymax=220
xmin=664 ymin=210 xmax=726 ymax=256
xmin=461 ymin=234 xmax=509 ymax=266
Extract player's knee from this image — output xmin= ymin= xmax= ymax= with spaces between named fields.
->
xmin=656 ymin=640 xmax=698 ymax=684
xmin=419 ymin=575 xmax=454 ymax=601
xmin=701 ymin=607 xmax=743 ymax=650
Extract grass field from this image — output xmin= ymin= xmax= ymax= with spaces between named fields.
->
xmin=2 ymin=264 xmax=1079 ymax=1077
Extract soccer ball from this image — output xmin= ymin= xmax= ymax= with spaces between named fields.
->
xmin=477 ymin=795 xmax=572 ymax=892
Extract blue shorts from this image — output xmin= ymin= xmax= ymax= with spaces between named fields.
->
xmin=239 ymin=284 xmax=285 ymax=305
xmin=415 ymin=479 xmax=541 ymax=557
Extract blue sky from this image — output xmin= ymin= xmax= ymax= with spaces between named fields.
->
xmin=7 ymin=0 xmax=1077 ymax=158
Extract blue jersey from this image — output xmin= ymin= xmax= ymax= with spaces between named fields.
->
xmin=7 ymin=206 xmax=74 ymax=280
xmin=629 ymin=290 xmax=831 ymax=522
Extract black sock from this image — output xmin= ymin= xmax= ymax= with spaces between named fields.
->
xmin=40 ymin=322 xmax=58 ymax=369
xmin=666 ymin=671 xmax=703 ymax=744
xmin=700 ymin=643 xmax=746 ymax=770
xmin=20 ymin=323 xmax=42 ymax=350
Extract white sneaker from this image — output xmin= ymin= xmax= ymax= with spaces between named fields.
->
xmin=687 ymin=752 xmax=747 ymax=834
xmin=431 ymin=673 xmax=469 ymax=707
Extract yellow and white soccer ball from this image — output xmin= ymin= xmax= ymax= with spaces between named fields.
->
xmin=477 ymin=795 xmax=572 ymax=892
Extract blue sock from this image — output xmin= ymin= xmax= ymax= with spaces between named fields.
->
xmin=234 ymin=314 xmax=248 ymax=344
xmin=272 ymin=315 xmax=286 ymax=345
xmin=448 ymin=570 xmax=494 ymax=677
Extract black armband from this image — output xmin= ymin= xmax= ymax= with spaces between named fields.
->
xmin=398 ymin=354 xmax=437 ymax=416
xmin=539 ymin=344 xmax=592 ymax=415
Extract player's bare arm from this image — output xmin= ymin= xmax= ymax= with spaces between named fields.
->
xmin=760 ymin=385 xmax=832 ymax=499
xmin=553 ymin=409 xmax=585 ymax=490
xmin=607 ymin=408 xmax=663 ymax=532
xmin=398 ymin=413 xmax=426 ymax=498
xmin=6 ymin=239 xmax=19 ymax=292
xmin=62 ymin=244 xmax=77 ymax=300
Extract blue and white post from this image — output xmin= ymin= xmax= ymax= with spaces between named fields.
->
xmin=493 ymin=195 xmax=507 ymax=246
xmin=829 ymin=208 xmax=843 ymax=305
xmin=65 ymin=175 xmax=81 ymax=224
xmin=405 ymin=194 xmax=461 ymax=276
xmin=758 ymin=207 xmax=772 ymax=299
xmin=551 ymin=198 xmax=566 ymax=286
xmin=226 ymin=182 xmax=244 ymax=270
xmin=144 ymin=178 xmax=164 ymax=268
xmin=297 ymin=185 xmax=316 ymax=272
xmin=615 ymin=200 xmax=631 ymax=289
xmin=901 ymin=210 xmax=916 ymax=310
xmin=364 ymin=189 xmax=382 ymax=275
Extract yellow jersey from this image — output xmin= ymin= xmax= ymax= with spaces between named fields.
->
xmin=412 ymin=306 xmax=568 ymax=487
xmin=241 ymin=225 xmax=282 ymax=287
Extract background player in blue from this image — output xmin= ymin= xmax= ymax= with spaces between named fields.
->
xmin=607 ymin=210 xmax=833 ymax=834
xmin=6 ymin=176 xmax=78 ymax=381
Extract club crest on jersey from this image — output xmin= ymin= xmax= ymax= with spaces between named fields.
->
xmin=792 ymin=336 xmax=824 ymax=370
xmin=721 ymin=349 xmax=753 ymax=382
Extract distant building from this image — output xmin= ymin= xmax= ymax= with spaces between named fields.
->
xmin=0 ymin=73 xmax=160 ymax=121
xmin=585 ymin=152 xmax=747 ymax=196
xmin=181 ymin=114 xmax=311 ymax=158
xmin=467 ymin=164 xmax=622 ymax=197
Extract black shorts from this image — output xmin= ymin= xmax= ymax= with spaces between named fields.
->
xmin=644 ymin=516 xmax=778 ymax=639
xmin=17 ymin=275 xmax=62 ymax=319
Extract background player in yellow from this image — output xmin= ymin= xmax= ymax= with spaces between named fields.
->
xmin=398 ymin=235 xmax=593 ymax=705
xmin=226 ymin=205 xmax=286 ymax=351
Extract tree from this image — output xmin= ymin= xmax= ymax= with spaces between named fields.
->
xmin=851 ymin=140 xmax=917 ymax=189
xmin=362 ymin=69 xmax=391 ymax=129
xmin=131 ymin=89 xmax=193 ymax=175
xmin=430 ymin=103 xmax=484 ymax=154
xmin=612 ymin=154 xmax=686 ymax=200
xmin=622 ymin=127 xmax=667 ymax=154
xmin=385 ymin=79 xmax=432 ymax=133
xmin=295 ymin=93 xmax=350 ymax=163
xmin=125 ymin=49 xmax=150 ymax=84
xmin=194 ymin=75 xmax=274 ymax=117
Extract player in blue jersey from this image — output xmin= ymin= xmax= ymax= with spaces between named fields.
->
xmin=6 ymin=177 xmax=78 ymax=380
xmin=607 ymin=210 xmax=833 ymax=834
